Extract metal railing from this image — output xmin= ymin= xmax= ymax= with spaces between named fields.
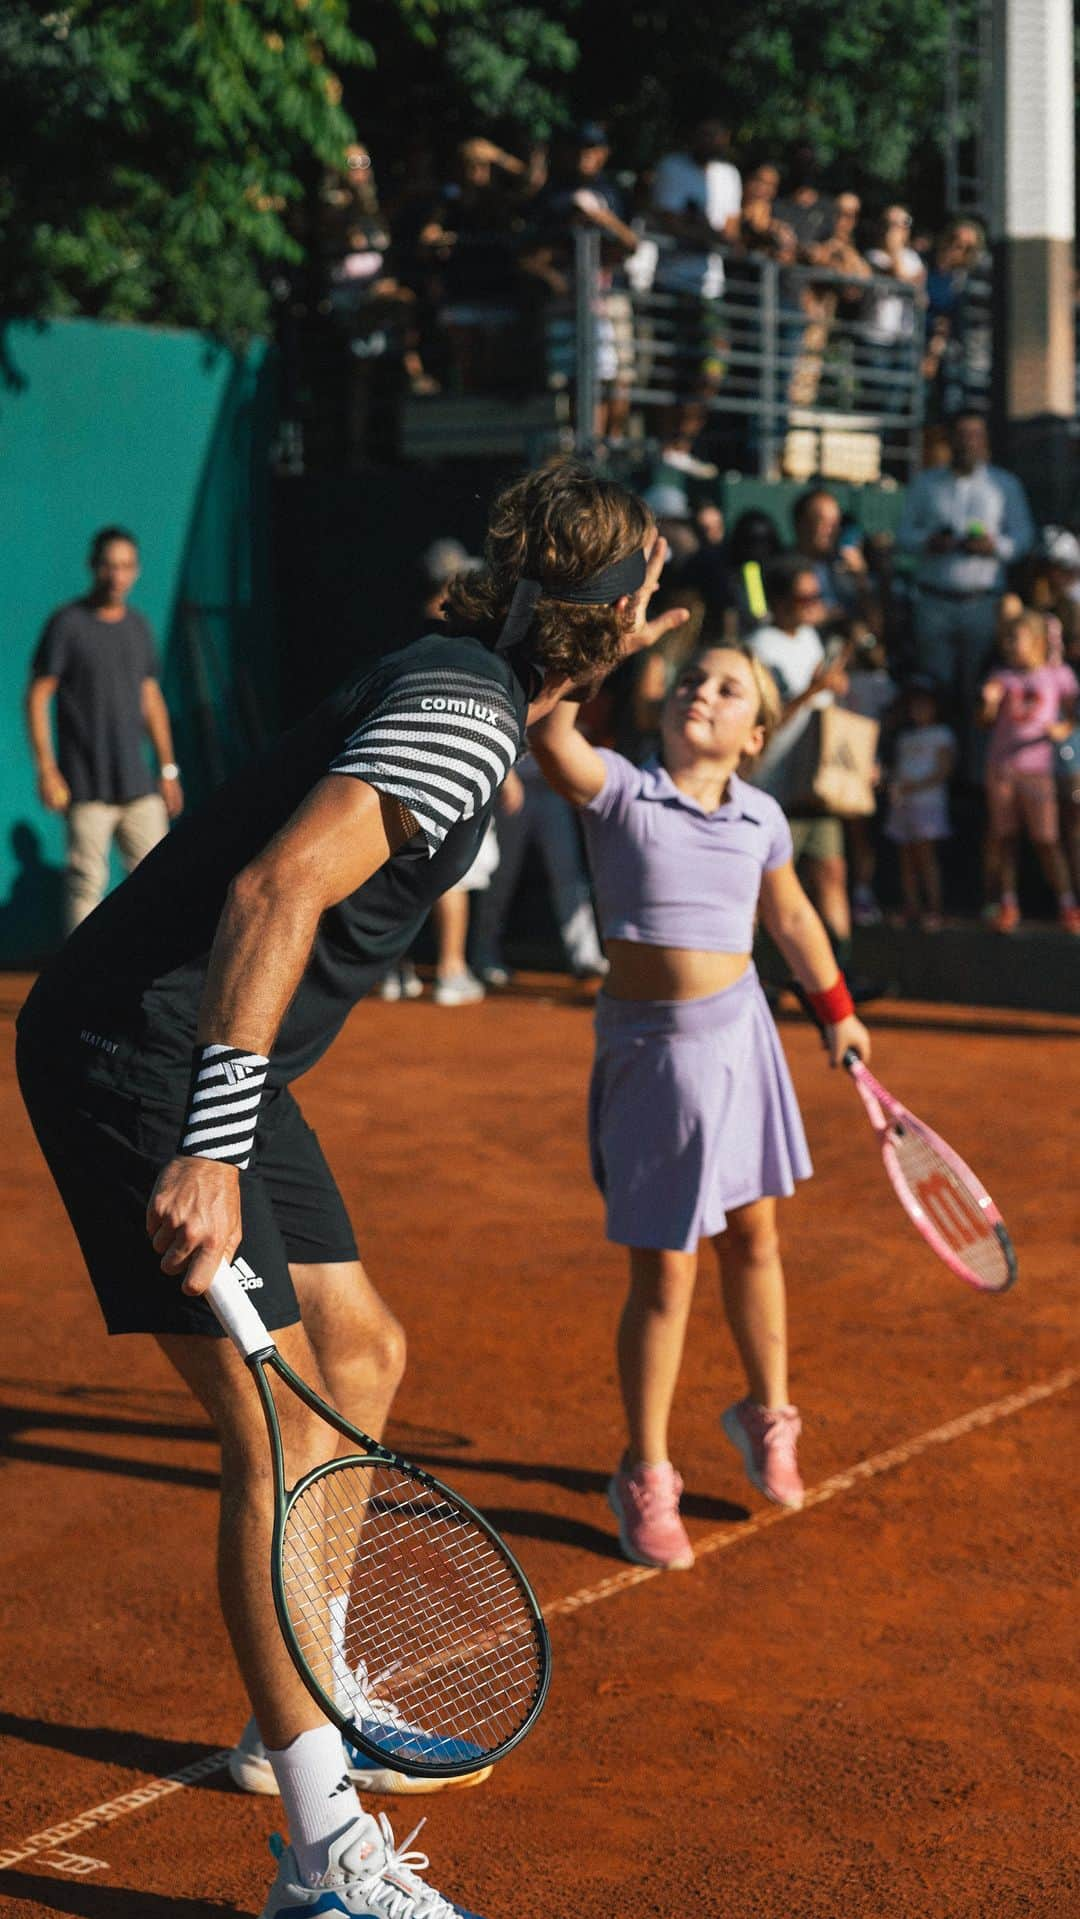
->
xmin=564 ymin=228 xmax=927 ymax=480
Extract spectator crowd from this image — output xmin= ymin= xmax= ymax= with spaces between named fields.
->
xmin=291 ymin=118 xmax=999 ymax=472
xmin=26 ymin=126 xmax=1079 ymax=994
xmin=24 ymin=434 xmax=1080 ymax=1015
xmin=377 ymin=433 xmax=1080 ymax=1006
xmin=392 ymin=420 xmax=1078 ymax=1004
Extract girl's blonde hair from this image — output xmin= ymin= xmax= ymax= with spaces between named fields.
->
xmin=741 ymin=648 xmax=783 ymax=744
xmin=1009 ymin=606 xmax=1050 ymax=662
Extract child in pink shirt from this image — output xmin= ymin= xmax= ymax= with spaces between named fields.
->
xmin=980 ymin=607 xmax=1080 ymax=933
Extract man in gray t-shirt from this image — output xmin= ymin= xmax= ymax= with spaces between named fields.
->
xmin=27 ymin=526 xmax=184 ymax=933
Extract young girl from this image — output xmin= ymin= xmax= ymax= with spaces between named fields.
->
xmin=979 ymin=607 xmax=1080 ymax=934
xmin=531 ymin=643 xmax=870 ymax=1571
xmin=884 ymin=679 xmax=956 ymax=930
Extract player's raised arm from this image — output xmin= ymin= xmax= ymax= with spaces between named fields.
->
xmin=147 ymin=776 xmax=417 ymax=1295
xmin=529 ymin=696 xmax=608 ymax=806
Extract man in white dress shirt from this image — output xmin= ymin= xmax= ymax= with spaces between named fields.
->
xmin=897 ymin=414 xmax=1035 ymax=770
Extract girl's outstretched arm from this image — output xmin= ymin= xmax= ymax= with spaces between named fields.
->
xmin=759 ymin=859 xmax=870 ymax=1066
xmin=529 ymin=696 xmax=607 ymax=807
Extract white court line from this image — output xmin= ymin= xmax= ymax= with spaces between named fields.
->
xmin=0 ymin=1750 xmax=232 ymax=1872
xmin=1 ymin=1366 xmax=1076 ymax=1873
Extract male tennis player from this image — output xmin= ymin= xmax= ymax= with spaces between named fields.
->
xmin=17 ymin=461 xmax=686 ymax=1919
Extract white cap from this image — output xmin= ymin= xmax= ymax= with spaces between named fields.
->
xmin=642 ymin=481 xmax=691 ymax=520
xmin=421 ymin=537 xmax=482 ymax=586
xmin=1040 ymin=525 xmax=1080 ymax=569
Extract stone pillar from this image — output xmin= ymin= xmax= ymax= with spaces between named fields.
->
xmin=990 ymin=0 xmax=1075 ymax=519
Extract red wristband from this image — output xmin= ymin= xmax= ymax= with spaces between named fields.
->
xmin=808 ymin=976 xmax=854 ymax=1025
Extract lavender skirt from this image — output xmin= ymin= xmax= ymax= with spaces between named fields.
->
xmin=588 ymin=965 xmax=812 ymax=1252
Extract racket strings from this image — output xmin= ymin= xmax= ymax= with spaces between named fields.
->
xmin=890 ymin=1124 xmax=1011 ymax=1290
xmin=281 ymin=1459 xmax=543 ymax=1767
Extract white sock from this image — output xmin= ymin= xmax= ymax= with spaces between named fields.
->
xmin=268 ymin=1725 xmax=364 ymax=1887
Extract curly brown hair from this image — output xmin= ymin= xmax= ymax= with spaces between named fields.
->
xmin=442 ymin=461 xmax=654 ymax=686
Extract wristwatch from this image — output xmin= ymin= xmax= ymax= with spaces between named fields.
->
xmin=160 ymin=762 xmax=180 ymax=781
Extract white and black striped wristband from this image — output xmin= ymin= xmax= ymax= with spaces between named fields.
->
xmin=180 ymin=1043 xmax=269 ymax=1170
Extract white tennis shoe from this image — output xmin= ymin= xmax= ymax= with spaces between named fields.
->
xmin=228 ymin=1716 xmax=492 ymax=1798
xmin=431 ymin=969 xmax=484 ymax=1007
xmin=232 ymin=1605 xmax=492 ymax=1796
xmin=259 ymin=1811 xmax=485 ymax=1917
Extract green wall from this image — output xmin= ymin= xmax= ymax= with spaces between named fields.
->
xmin=0 ymin=318 xmax=275 ymax=964
xmin=716 ymin=473 xmax=907 ymax=541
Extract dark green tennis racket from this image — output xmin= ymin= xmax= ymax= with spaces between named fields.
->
xmin=207 ymin=1261 xmax=550 ymax=1779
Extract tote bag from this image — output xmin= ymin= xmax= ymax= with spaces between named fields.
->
xmin=785 ymin=706 xmax=879 ymax=817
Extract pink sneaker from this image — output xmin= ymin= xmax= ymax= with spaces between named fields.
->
xmin=607 ymin=1460 xmax=695 ymax=1570
xmin=721 ymin=1400 xmax=804 ymax=1510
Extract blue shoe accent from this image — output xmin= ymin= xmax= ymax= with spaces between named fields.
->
xmin=269 ymin=1897 xmax=372 ymax=1917
xmin=347 ymin=1725 xmax=485 ymax=1768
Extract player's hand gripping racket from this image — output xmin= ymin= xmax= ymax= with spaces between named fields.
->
xmin=206 ymin=1261 xmax=550 ymax=1778
xmin=791 ymin=987 xmax=1017 ymax=1293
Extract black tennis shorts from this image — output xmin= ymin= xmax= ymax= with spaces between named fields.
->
xmin=16 ymin=1027 xmax=359 ymax=1337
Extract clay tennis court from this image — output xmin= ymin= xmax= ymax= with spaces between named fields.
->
xmin=1 ymin=974 xmax=1077 ymax=1918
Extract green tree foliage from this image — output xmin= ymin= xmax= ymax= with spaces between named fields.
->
xmin=441 ymin=6 xmax=578 ymax=138
xmin=0 ymin=0 xmax=992 ymax=341
xmin=0 ymin=0 xmax=372 ymax=338
xmin=573 ymin=0 xmax=967 ymax=204
xmin=347 ymin=0 xmax=581 ymax=151
xmin=356 ymin=0 xmax=978 ymax=219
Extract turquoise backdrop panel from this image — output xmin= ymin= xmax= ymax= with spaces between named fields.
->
xmin=0 ymin=318 xmax=275 ymax=964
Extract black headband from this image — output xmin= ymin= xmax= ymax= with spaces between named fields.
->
xmin=495 ymin=547 xmax=648 ymax=659
xmin=552 ymin=547 xmax=649 ymax=604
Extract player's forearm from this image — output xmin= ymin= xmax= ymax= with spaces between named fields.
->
xmin=198 ymin=866 xmax=322 ymax=1057
xmin=779 ymin=683 xmax=819 ymax=724
xmin=530 ymin=695 xmax=582 ymax=749
xmin=766 ymin=897 xmax=840 ymax=991
xmin=529 ymin=699 xmax=600 ymax=804
xmin=587 ymin=205 xmax=639 ymax=252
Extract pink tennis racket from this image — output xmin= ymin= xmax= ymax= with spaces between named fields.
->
xmin=793 ymin=990 xmax=1017 ymax=1293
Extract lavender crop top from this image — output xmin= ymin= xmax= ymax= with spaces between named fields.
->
xmin=581 ymin=751 xmax=793 ymax=953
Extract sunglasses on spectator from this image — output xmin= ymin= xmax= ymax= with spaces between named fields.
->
xmin=792 ymin=589 xmax=825 ymax=604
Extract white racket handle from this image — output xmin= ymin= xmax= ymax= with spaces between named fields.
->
xmin=206 ymin=1261 xmax=276 ymax=1358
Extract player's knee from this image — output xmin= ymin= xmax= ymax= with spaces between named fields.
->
xmin=628 ymin=1252 xmax=695 ymax=1314
xmin=723 ymin=1211 xmax=780 ymax=1264
xmin=342 ymin=1299 xmax=407 ymax=1394
xmin=374 ymin=1305 xmax=407 ymax=1391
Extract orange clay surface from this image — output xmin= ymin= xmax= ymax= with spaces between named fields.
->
xmin=0 ymin=974 xmax=1077 ymax=1919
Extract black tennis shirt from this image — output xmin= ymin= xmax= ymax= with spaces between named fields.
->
xmin=20 ymin=634 xmax=527 ymax=1093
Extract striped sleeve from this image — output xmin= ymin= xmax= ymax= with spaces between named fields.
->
xmin=328 ymin=667 xmax=521 ymax=856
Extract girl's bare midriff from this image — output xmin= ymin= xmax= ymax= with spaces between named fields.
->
xmin=603 ymin=939 xmax=751 ymax=1002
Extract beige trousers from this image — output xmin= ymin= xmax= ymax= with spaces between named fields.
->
xmin=65 ymin=793 xmax=169 ymax=933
